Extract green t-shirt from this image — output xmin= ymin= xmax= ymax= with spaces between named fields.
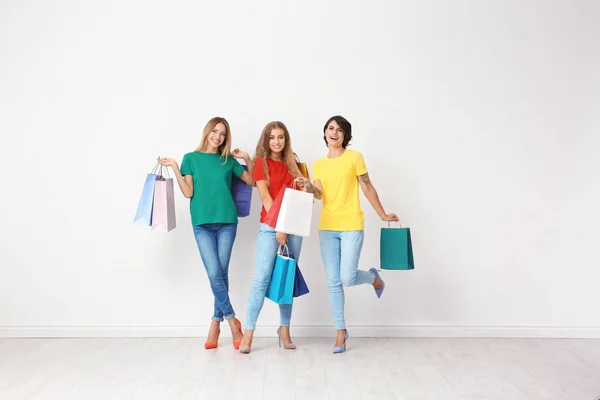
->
xmin=180 ymin=152 xmax=245 ymax=226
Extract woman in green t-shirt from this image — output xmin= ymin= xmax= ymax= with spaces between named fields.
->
xmin=158 ymin=117 xmax=253 ymax=350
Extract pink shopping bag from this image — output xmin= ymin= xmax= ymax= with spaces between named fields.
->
xmin=151 ymin=176 xmax=176 ymax=232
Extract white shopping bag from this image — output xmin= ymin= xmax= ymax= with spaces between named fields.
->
xmin=275 ymin=187 xmax=313 ymax=237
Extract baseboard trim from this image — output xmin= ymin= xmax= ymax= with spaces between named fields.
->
xmin=1 ymin=325 xmax=599 ymax=338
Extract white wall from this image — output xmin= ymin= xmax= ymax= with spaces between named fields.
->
xmin=1 ymin=0 xmax=599 ymax=338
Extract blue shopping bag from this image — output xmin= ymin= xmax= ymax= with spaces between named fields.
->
xmin=231 ymin=165 xmax=252 ymax=217
xmin=266 ymin=245 xmax=297 ymax=305
xmin=293 ymin=264 xmax=309 ymax=297
xmin=133 ymin=163 xmax=160 ymax=226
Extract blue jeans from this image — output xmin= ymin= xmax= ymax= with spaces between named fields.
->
xmin=318 ymin=230 xmax=375 ymax=330
xmin=245 ymin=223 xmax=303 ymax=330
xmin=193 ymin=223 xmax=238 ymax=322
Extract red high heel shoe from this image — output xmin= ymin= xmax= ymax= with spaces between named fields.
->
xmin=204 ymin=327 xmax=221 ymax=350
xmin=232 ymin=318 xmax=242 ymax=350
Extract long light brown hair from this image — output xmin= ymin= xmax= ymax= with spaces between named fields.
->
xmin=252 ymin=121 xmax=302 ymax=185
xmin=194 ymin=117 xmax=232 ymax=162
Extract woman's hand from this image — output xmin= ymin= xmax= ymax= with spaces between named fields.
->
xmin=276 ymin=232 xmax=288 ymax=246
xmin=381 ymin=213 xmax=399 ymax=223
xmin=157 ymin=156 xmax=192 ymax=197
xmin=294 ymin=177 xmax=308 ymax=190
xmin=298 ymin=177 xmax=323 ymax=197
xmin=157 ymin=156 xmax=179 ymax=170
xmin=231 ymin=149 xmax=249 ymax=160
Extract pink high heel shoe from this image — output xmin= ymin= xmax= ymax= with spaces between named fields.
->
xmin=277 ymin=327 xmax=297 ymax=350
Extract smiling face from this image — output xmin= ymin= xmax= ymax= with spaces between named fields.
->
xmin=196 ymin=117 xmax=232 ymax=157
xmin=253 ymin=121 xmax=301 ymax=182
xmin=269 ymin=128 xmax=286 ymax=155
xmin=325 ymin=120 xmax=345 ymax=149
xmin=206 ymin=122 xmax=227 ymax=152
xmin=323 ymin=116 xmax=352 ymax=149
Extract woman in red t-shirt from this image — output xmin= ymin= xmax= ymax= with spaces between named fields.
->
xmin=239 ymin=121 xmax=316 ymax=353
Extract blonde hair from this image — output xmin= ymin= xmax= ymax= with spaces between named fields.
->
xmin=194 ymin=117 xmax=232 ymax=161
xmin=251 ymin=121 xmax=303 ymax=185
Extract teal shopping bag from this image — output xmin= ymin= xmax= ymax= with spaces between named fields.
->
xmin=380 ymin=223 xmax=414 ymax=270
xmin=266 ymin=245 xmax=297 ymax=305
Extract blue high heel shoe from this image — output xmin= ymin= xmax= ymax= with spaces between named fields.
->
xmin=370 ymin=268 xmax=385 ymax=298
xmin=333 ymin=330 xmax=349 ymax=354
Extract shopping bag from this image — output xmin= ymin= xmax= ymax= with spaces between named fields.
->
xmin=275 ymin=183 xmax=313 ymax=237
xmin=151 ymin=167 xmax=176 ymax=232
xmin=266 ymin=245 xmax=297 ymax=305
xmin=231 ymin=165 xmax=252 ymax=217
xmin=295 ymin=154 xmax=310 ymax=181
xmin=293 ymin=264 xmax=310 ymax=297
xmin=380 ymin=223 xmax=414 ymax=270
xmin=133 ymin=163 xmax=160 ymax=226
xmin=263 ymin=185 xmax=286 ymax=229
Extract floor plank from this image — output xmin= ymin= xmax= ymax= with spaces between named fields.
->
xmin=0 ymin=337 xmax=597 ymax=400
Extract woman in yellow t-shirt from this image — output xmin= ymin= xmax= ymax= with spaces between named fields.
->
xmin=311 ymin=115 xmax=399 ymax=354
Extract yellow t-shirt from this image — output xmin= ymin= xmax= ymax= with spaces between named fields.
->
xmin=312 ymin=149 xmax=368 ymax=231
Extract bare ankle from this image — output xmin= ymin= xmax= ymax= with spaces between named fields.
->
xmin=279 ymin=326 xmax=292 ymax=341
xmin=228 ymin=319 xmax=239 ymax=329
xmin=242 ymin=330 xmax=253 ymax=343
xmin=334 ymin=330 xmax=346 ymax=345
xmin=373 ymin=277 xmax=382 ymax=290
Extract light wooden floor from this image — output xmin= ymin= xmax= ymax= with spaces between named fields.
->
xmin=0 ymin=337 xmax=598 ymax=400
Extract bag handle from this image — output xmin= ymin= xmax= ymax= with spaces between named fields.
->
xmin=151 ymin=162 xmax=172 ymax=179
xmin=153 ymin=163 xmax=171 ymax=179
xmin=151 ymin=162 xmax=161 ymax=174
xmin=291 ymin=178 xmax=308 ymax=192
xmin=162 ymin=164 xmax=171 ymax=179
xmin=387 ymin=221 xmax=403 ymax=228
xmin=277 ymin=244 xmax=290 ymax=257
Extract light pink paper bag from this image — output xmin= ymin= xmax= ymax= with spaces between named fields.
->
xmin=151 ymin=177 xmax=176 ymax=232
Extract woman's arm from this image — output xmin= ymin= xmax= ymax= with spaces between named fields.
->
xmin=232 ymin=149 xmax=255 ymax=187
xmin=311 ymin=179 xmax=324 ymax=200
xmin=358 ymin=173 xmax=398 ymax=222
xmin=158 ymin=156 xmax=193 ymax=198
xmin=256 ymin=180 xmax=274 ymax=213
xmin=257 ymin=178 xmax=288 ymax=245
xmin=239 ymin=169 xmax=254 ymax=186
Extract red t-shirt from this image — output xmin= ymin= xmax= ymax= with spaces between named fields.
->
xmin=253 ymin=156 xmax=295 ymax=222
